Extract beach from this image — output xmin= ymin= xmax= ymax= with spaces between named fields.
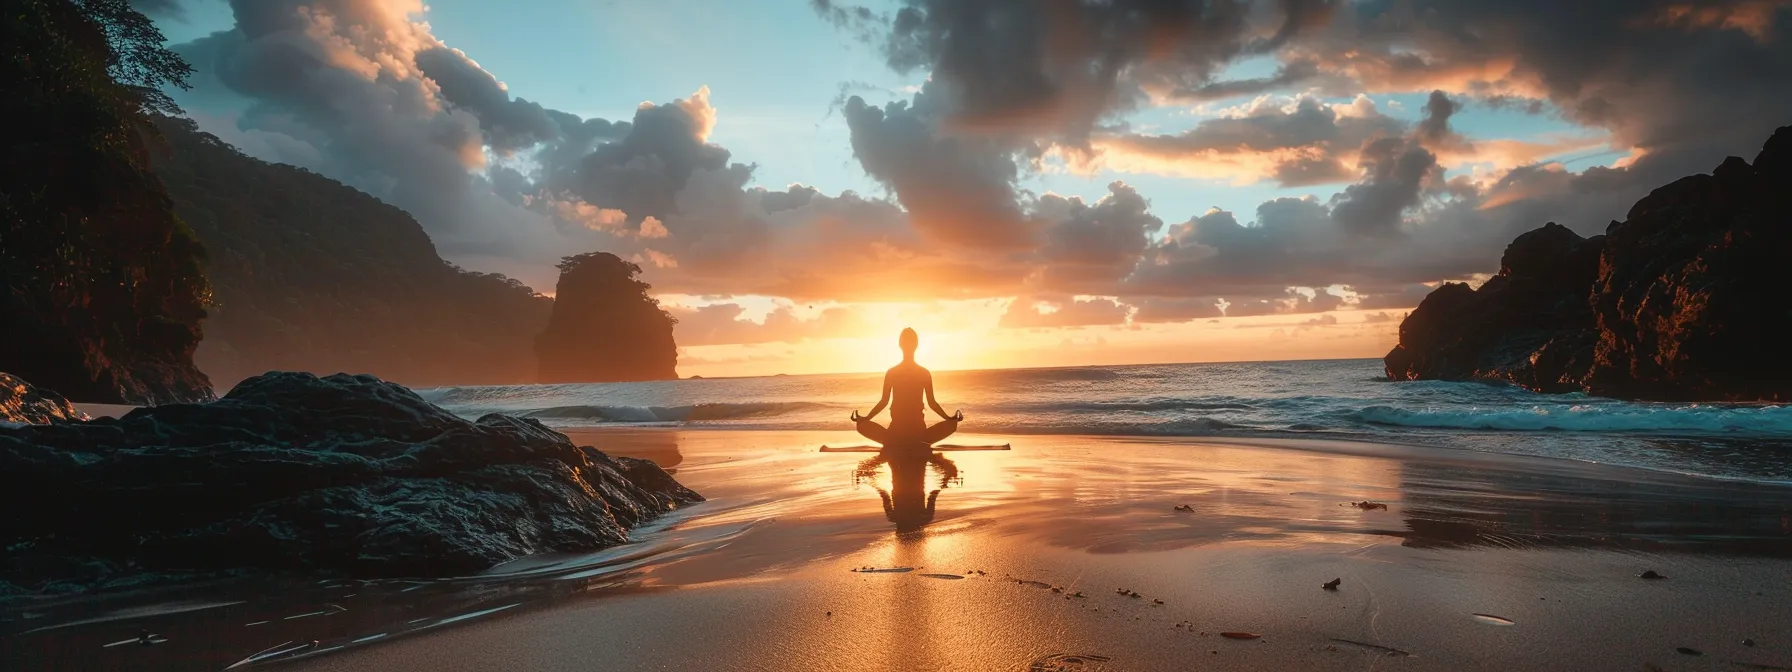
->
xmin=12 ymin=427 xmax=1787 ymax=670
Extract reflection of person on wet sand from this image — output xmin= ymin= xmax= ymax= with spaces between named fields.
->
xmin=855 ymin=452 xmax=959 ymax=532
xmin=853 ymin=328 xmax=963 ymax=451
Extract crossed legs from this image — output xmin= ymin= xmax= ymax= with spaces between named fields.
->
xmin=856 ymin=417 xmax=958 ymax=448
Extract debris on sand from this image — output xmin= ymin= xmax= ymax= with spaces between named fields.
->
xmin=852 ymin=567 xmax=915 ymax=573
xmin=1027 ymin=653 xmax=1112 ymax=671
xmin=1115 ymin=588 xmax=1142 ymax=598
xmin=1328 ymin=638 xmax=1411 ymax=657
xmin=1323 ymin=578 xmax=1341 ymax=591
xmin=1676 ymin=647 xmax=1703 ymax=656
xmin=1017 ymin=579 xmax=1054 ymax=589
xmin=1744 ymin=638 xmax=1757 ymax=647
xmin=1221 ymin=632 xmax=1261 ymax=640
xmin=1152 ymin=599 xmax=1165 ymax=605
xmin=1173 ymin=504 xmax=1194 ymax=512
xmin=1640 ymin=570 xmax=1667 ymax=579
xmin=1347 ymin=501 xmax=1388 ymax=510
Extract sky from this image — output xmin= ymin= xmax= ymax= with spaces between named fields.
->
xmin=138 ymin=0 xmax=1792 ymax=377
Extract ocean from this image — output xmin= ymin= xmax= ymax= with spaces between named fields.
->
xmin=418 ymin=358 xmax=1792 ymax=484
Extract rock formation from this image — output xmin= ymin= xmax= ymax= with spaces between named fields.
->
xmin=149 ymin=117 xmax=553 ymax=391
xmin=0 ymin=373 xmax=85 ymax=425
xmin=0 ymin=372 xmax=701 ymax=595
xmin=1 ymin=0 xmax=213 ymax=404
xmin=1386 ymin=126 xmax=1792 ymax=401
xmin=536 ymin=253 xmax=680 ymax=383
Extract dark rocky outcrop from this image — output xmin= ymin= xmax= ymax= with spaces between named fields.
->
xmin=148 ymin=117 xmax=554 ymax=391
xmin=0 ymin=373 xmax=85 ymax=425
xmin=1387 ymin=126 xmax=1792 ymax=401
xmin=536 ymin=253 xmax=679 ymax=383
xmin=0 ymin=372 xmax=701 ymax=595
xmin=1 ymin=0 xmax=213 ymax=405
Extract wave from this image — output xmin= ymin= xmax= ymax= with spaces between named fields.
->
xmin=1011 ymin=397 xmax=1257 ymax=413
xmin=1352 ymin=403 xmax=1792 ymax=434
xmin=519 ymin=401 xmax=834 ymax=424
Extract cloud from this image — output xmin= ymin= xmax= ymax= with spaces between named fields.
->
xmin=166 ymin=0 xmax=1792 ymax=350
xmin=1131 ymin=297 xmax=1224 ymax=323
xmin=999 ymin=296 xmax=1131 ymax=329
xmin=1086 ymin=94 xmax=1405 ymax=186
xmin=1031 ymin=181 xmax=1164 ymax=292
xmin=851 ymin=0 xmax=1325 ymax=143
xmin=842 ymin=83 xmax=1039 ymax=249
xmin=669 ymin=302 xmax=876 ymax=346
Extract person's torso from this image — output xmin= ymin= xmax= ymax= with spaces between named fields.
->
xmin=888 ymin=363 xmax=928 ymax=429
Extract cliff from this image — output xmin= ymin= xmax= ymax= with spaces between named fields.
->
xmin=0 ymin=373 xmax=85 ymax=425
xmin=149 ymin=117 xmax=554 ymax=390
xmin=0 ymin=371 xmax=702 ymax=595
xmin=536 ymin=253 xmax=680 ymax=382
xmin=1386 ymin=126 xmax=1792 ymax=401
xmin=0 ymin=0 xmax=213 ymax=404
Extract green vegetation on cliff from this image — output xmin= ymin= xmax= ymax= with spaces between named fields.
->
xmin=537 ymin=253 xmax=679 ymax=383
xmin=0 ymin=0 xmax=212 ymax=403
xmin=149 ymin=117 xmax=553 ymax=389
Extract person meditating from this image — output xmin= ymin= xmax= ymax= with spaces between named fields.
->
xmin=853 ymin=328 xmax=962 ymax=451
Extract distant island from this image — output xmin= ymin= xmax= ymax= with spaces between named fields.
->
xmin=1386 ymin=125 xmax=1791 ymax=402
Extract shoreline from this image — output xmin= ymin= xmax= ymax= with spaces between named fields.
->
xmin=9 ymin=429 xmax=1785 ymax=670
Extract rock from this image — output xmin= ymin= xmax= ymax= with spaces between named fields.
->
xmin=0 ymin=373 xmax=85 ymax=425
xmin=535 ymin=253 xmax=679 ymax=383
xmin=0 ymin=372 xmax=701 ymax=596
xmin=1323 ymin=578 xmax=1341 ymax=591
xmin=1640 ymin=570 xmax=1666 ymax=580
xmin=1386 ymin=125 xmax=1792 ymax=401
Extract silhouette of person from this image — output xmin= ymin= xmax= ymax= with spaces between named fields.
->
xmin=853 ymin=328 xmax=962 ymax=451
xmin=856 ymin=452 xmax=960 ymax=532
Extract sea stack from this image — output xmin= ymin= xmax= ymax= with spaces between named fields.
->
xmin=1386 ymin=125 xmax=1792 ymax=401
xmin=535 ymin=252 xmax=679 ymax=383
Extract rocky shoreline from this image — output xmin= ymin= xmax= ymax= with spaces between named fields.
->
xmin=1385 ymin=126 xmax=1792 ymax=401
xmin=0 ymin=372 xmax=701 ymax=597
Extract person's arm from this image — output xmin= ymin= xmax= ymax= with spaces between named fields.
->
xmin=923 ymin=371 xmax=958 ymax=420
xmin=864 ymin=371 xmax=893 ymax=418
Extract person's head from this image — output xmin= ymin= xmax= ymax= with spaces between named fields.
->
xmin=899 ymin=328 xmax=918 ymax=356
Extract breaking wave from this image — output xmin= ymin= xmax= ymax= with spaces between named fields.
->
xmin=1352 ymin=403 xmax=1792 ymax=434
xmin=518 ymin=401 xmax=834 ymax=424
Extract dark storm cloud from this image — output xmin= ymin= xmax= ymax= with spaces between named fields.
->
xmin=1293 ymin=0 xmax=1792 ymax=197
xmin=847 ymin=0 xmax=1335 ymax=143
xmin=1094 ymin=95 xmax=1404 ymax=186
xmin=842 ymin=83 xmax=1039 ymax=249
xmin=1326 ymin=90 xmax=1457 ymax=237
xmin=544 ymin=88 xmax=734 ymax=224
xmin=413 ymin=46 xmax=560 ymax=153
xmin=1158 ymin=59 xmax=1321 ymax=103
xmin=1327 ymin=137 xmax=1438 ymax=237
xmin=1032 ymin=182 xmax=1164 ymax=292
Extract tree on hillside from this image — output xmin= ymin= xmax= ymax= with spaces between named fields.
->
xmin=536 ymin=253 xmax=680 ymax=383
xmin=0 ymin=0 xmax=212 ymax=402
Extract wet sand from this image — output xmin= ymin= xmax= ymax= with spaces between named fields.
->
xmin=7 ymin=429 xmax=1791 ymax=670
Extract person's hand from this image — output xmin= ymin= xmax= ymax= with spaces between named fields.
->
xmin=951 ymin=409 xmax=965 ymax=422
xmin=851 ymin=410 xmax=863 ymax=422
